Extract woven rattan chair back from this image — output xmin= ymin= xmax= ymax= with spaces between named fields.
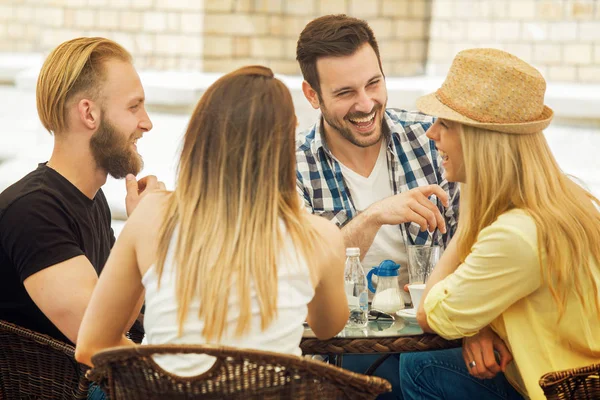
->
xmin=539 ymin=363 xmax=600 ymax=400
xmin=0 ymin=320 xmax=88 ymax=399
xmin=88 ymin=344 xmax=391 ymax=399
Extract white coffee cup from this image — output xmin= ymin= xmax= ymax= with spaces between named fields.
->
xmin=408 ymin=283 xmax=426 ymax=308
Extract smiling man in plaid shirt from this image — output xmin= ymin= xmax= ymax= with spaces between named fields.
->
xmin=295 ymin=15 xmax=459 ymax=397
xmin=296 ymin=14 xmax=460 ymax=293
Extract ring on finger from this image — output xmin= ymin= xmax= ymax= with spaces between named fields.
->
xmin=469 ymin=360 xmax=476 ymax=368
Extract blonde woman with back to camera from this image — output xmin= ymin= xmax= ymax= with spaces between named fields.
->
xmin=398 ymin=49 xmax=600 ymax=400
xmin=75 ymin=66 xmax=349 ymax=374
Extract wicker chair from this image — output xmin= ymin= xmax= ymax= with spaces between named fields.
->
xmin=87 ymin=344 xmax=392 ymax=399
xmin=539 ymin=363 xmax=600 ymax=400
xmin=0 ymin=320 xmax=89 ymax=399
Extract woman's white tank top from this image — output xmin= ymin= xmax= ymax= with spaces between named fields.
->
xmin=142 ymin=225 xmax=315 ymax=376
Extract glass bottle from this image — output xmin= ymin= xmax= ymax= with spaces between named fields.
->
xmin=344 ymin=247 xmax=368 ymax=328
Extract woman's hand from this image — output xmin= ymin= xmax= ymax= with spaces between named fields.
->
xmin=462 ymin=326 xmax=513 ymax=379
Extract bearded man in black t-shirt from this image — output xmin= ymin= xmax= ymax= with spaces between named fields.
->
xmin=0 ymin=37 xmax=164 ymax=345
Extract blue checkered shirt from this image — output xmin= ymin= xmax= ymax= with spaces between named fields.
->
xmin=296 ymin=108 xmax=459 ymax=247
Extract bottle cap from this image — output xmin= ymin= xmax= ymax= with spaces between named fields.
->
xmin=346 ymin=247 xmax=360 ymax=257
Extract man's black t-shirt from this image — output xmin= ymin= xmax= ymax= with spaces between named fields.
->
xmin=0 ymin=163 xmax=115 ymax=343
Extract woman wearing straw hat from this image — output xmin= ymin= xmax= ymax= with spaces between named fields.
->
xmin=399 ymin=48 xmax=600 ymax=400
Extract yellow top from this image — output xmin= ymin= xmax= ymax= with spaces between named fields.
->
xmin=424 ymin=209 xmax=600 ymax=400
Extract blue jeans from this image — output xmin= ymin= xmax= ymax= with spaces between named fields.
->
xmin=343 ymin=354 xmax=402 ymax=399
xmin=399 ymin=348 xmax=524 ymax=400
xmin=88 ymin=383 xmax=107 ymax=400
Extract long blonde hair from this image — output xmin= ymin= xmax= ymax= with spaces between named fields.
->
xmin=36 ymin=37 xmax=131 ymax=135
xmin=455 ymin=124 xmax=600 ymax=318
xmin=155 ymin=66 xmax=320 ymax=340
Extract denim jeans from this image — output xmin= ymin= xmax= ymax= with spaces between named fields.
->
xmin=399 ymin=348 xmax=524 ymax=400
xmin=343 ymin=354 xmax=403 ymax=400
xmin=88 ymin=383 xmax=107 ymax=400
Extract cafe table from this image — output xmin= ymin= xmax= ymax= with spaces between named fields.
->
xmin=301 ymin=317 xmax=461 ymax=374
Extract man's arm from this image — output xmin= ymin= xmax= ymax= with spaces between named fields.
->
xmin=0 ymin=192 xmax=139 ymax=344
xmin=340 ymin=207 xmax=382 ymax=261
xmin=296 ymin=179 xmax=313 ymax=213
xmin=23 ymin=255 xmax=135 ymax=344
xmin=342 ymin=185 xmax=450 ymax=260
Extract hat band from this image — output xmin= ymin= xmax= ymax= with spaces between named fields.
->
xmin=435 ymin=89 xmax=505 ymax=123
xmin=435 ymin=88 xmax=542 ymax=124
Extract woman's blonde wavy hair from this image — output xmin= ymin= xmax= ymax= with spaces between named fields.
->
xmin=455 ymin=124 xmax=600 ymax=318
xmin=155 ymin=66 xmax=320 ymax=341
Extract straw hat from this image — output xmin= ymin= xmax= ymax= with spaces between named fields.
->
xmin=417 ymin=48 xmax=553 ymax=134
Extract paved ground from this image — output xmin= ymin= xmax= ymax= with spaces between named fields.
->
xmin=1 ymin=83 xmax=599 ymax=236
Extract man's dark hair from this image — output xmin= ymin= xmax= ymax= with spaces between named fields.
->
xmin=296 ymin=14 xmax=383 ymax=97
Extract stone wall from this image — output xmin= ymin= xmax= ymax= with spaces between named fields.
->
xmin=0 ymin=0 xmax=209 ymax=71
xmin=202 ymin=0 xmax=433 ymax=76
xmin=0 ymin=0 xmax=432 ymax=76
xmin=2 ymin=0 xmax=598 ymax=82
xmin=427 ymin=0 xmax=600 ymax=82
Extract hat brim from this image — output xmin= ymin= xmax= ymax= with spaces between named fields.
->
xmin=416 ymin=92 xmax=554 ymax=134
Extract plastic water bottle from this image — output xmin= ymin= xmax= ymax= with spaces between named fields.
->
xmin=344 ymin=247 xmax=368 ymax=328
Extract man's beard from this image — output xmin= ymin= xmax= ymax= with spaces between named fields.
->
xmin=89 ymin=116 xmax=143 ymax=179
xmin=320 ymin=101 xmax=385 ymax=148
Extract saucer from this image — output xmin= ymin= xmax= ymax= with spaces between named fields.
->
xmin=396 ymin=308 xmax=418 ymax=324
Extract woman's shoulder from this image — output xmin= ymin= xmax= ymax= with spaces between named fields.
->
xmin=466 ymin=209 xmax=541 ymax=273
xmin=124 ymin=191 xmax=172 ymax=239
xmin=129 ymin=191 xmax=171 ymax=221
xmin=306 ymin=214 xmax=343 ymax=243
xmin=305 ymin=213 xmax=345 ymax=260
xmin=481 ymin=208 xmax=538 ymax=251
xmin=495 ymin=209 xmax=537 ymax=232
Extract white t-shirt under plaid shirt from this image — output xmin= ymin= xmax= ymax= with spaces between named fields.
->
xmin=295 ymin=108 xmax=460 ymax=250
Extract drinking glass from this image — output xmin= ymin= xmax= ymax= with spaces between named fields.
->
xmin=407 ymin=245 xmax=441 ymax=284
